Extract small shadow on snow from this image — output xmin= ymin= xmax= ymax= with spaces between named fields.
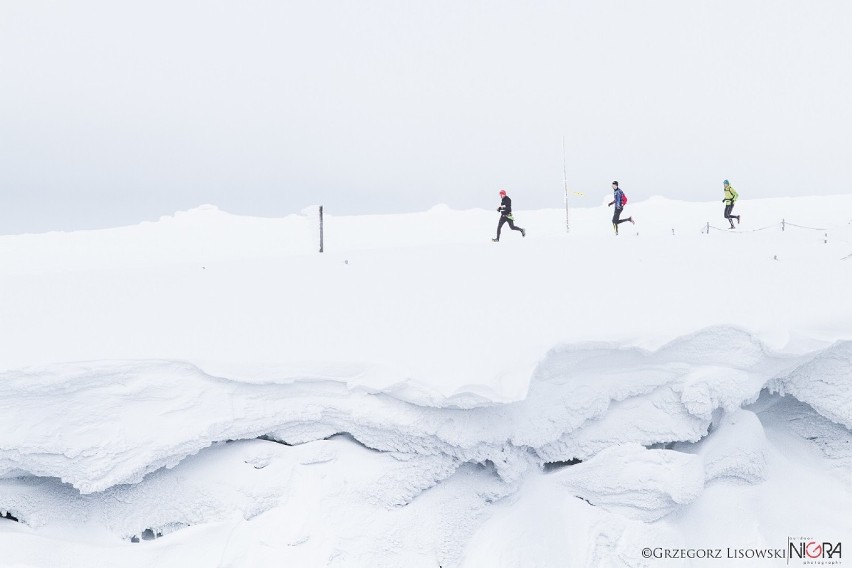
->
xmin=1 ymin=511 xmax=20 ymax=523
xmin=543 ymin=458 xmax=583 ymax=473
xmin=129 ymin=524 xmax=189 ymax=543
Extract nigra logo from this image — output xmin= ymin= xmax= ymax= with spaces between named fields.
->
xmin=788 ymin=540 xmax=841 ymax=560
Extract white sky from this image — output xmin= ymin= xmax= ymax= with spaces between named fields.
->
xmin=2 ymin=0 xmax=851 ymax=232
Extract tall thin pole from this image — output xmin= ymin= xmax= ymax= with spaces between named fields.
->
xmin=319 ymin=205 xmax=324 ymax=253
xmin=562 ymin=136 xmax=570 ymax=233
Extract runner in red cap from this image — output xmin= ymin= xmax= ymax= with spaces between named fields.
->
xmin=493 ymin=189 xmax=526 ymax=242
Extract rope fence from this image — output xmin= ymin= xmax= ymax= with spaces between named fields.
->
xmin=700 ymin=219 xmax=831 ymax=234
xmin=701 ymin=222 xmax=781 ymax=234
xmin=785 ymin=221 xmax=826 ymax=231
xmin=704 ymin=223 xmax=780 ymax=234
xmin=697 ymin=218 xmax=852 ymax=259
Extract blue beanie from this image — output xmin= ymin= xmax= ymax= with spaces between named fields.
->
xmin=723 ymin=179 xmax=729 ymax=185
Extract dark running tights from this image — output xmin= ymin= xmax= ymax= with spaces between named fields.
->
xmin=724 ymin=204 xmax=739 ymax=221
xmin=497 ymin=216 xmax=523 ymax=239
xmin=612 ymin=208 xmax=630 ymax=225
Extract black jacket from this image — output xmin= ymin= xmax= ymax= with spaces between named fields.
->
xmin=498 ymin=196 xmax=512 ymax=216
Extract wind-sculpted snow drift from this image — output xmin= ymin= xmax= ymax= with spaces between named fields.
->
xmin=1 ymin=326 xmax=850 ymax=564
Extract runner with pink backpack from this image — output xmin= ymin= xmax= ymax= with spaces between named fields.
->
xmin=607 ymin=180 xmax=635 ymax=235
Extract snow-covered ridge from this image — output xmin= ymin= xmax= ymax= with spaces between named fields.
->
xmin=2 ymin=195 xmax=852 ymax=270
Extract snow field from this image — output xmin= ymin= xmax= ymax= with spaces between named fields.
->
xmin=1 ymin=195 xmax=850 ymax=566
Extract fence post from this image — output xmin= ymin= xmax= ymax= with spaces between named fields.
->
xmin=319 ymin=205 xmax=324 ymax=253
xmin=781 ymin=218 xmax=785 ymax=231
xmin=706 ymin=222 xmax=710 ymax=235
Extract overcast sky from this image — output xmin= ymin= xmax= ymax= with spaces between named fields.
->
xmin=2 ymin=1 xmax=851 ymax=233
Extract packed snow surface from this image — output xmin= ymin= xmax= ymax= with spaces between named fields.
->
xmin=1 ymin=195 xmax=851 ymax=567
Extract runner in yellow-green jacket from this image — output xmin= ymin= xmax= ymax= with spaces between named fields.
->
xmin=722 ymin=179 xmax=741 ymax=229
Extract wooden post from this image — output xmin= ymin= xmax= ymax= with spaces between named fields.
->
xmin=319 ymin=205 xmax=324 ymax=253
xmin=782 ymin=218 xmax=785 ymax=231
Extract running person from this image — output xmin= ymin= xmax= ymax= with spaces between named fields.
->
xmin=492 ymin=189 xmax=526 ymax=242
xmin=607 ymin=181 xmax=634 ymax=234
xmin=722 ymin=179 xmax=740 ymax=229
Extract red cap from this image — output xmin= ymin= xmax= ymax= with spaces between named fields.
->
xmin=499 ymin=189 xmax=507 ymax=196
